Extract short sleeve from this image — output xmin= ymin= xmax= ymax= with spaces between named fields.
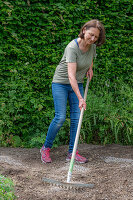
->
xmin=66 ymin=46 xmax=77 ymax=63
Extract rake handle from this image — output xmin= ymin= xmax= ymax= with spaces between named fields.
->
xmin=67 ymin=77 xmax=90 ymax=183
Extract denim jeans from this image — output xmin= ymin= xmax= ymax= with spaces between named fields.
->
xmin=44 ymin=82 xmax=84 ymax=153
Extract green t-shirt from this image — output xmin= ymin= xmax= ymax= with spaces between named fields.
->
xmin=53 ymin=39 xmax=96 ymax=84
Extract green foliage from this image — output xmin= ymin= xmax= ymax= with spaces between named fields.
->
xmin=0 ymin=0 xmax=132 ymax=147
xmin=0 ymin=175 xmax=16 ymax=200
xmin=81 ymin=79 xmax=133 ymax=145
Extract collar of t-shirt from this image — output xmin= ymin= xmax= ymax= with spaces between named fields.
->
xmin=74 ymin=38 xmax=79 ymax=47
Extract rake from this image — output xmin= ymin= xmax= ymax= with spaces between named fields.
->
xmin=42 ymin=76 xmax=94 ymax=189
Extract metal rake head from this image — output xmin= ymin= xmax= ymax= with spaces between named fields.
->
xmin=42 ymin=177 xmax=94 ymax=190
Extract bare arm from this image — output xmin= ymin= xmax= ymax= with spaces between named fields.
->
xmin=68 ymin=63 xmax=86 ymax=110
xmin=86 ymin=61 xmax=93 ymax=81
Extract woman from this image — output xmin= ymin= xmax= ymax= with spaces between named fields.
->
xmin=40 ymin=19 xmax=105 ymax=163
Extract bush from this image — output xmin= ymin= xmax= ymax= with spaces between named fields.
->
xmin=0 ymin=175 xmax=16 ymax=200
xmin=81 ymin=79 xmax=133 ymax=145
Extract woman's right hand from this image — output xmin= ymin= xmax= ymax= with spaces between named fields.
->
xmin=79 ymin=98 xmax=86 ymax=111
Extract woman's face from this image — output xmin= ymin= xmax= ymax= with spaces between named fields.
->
xmin=83 ymin=27 xmax=100 ymax=45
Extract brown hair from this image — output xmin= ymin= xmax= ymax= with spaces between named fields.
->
xmin=78 ymin=19 xmax=106 ymax=46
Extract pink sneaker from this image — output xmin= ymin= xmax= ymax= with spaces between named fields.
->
xmin=40 ymin=146 xmax=52 ymax=163
xmin=66 ymin=150 xmax=88 ymax=163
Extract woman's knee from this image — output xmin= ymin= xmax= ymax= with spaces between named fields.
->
xmin=54 ymin=114 xmax=66 ymax=126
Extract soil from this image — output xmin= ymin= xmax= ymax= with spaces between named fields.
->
xmin=0 ymin=144 xmax=133 ymax=200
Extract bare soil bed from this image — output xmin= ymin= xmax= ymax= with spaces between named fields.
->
xmin=0 ymin=144 xmax=133 ymax=200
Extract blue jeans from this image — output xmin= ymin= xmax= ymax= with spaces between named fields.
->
xmin=44 ymin=82 xmax=84 ymax=153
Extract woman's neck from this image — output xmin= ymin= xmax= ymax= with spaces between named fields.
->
xmin=77 ymin=38 xmax=91 ymax=52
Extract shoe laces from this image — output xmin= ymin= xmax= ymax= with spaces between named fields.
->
xmin=43 ymin=147 xmax=50 ymax=157
xmin=76 ymin=150 xmax=79 ymax=155
xmin=69 ymin=150 xmax=79 ymax=156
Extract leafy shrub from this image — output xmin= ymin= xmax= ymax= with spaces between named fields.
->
xmin=81 ymin=78 xmax=133 ymax=145
xmin=0 ymin=175 xmax=16 ymax=200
